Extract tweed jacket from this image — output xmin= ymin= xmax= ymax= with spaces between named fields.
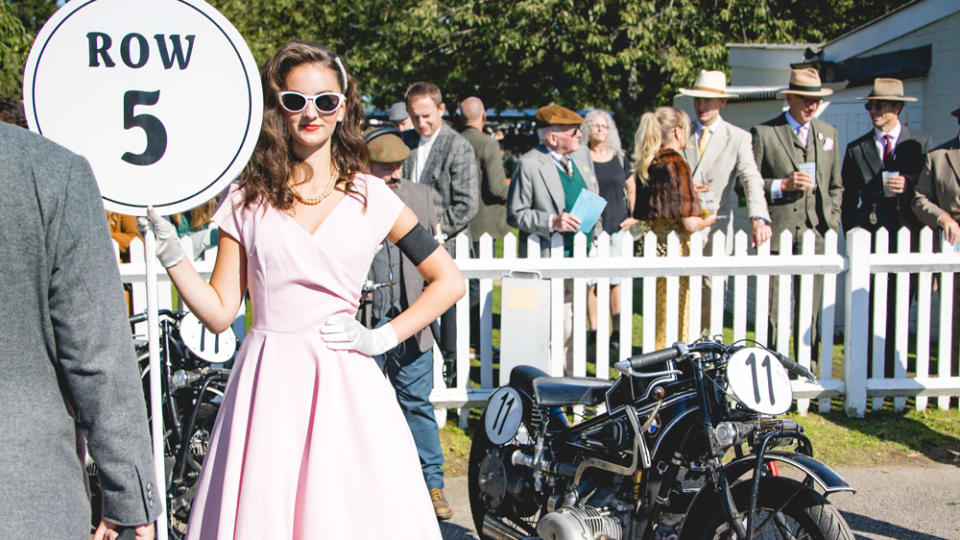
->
xmin=751 ymin=113 xmax=843 ymax=252
xmin=360 ymin=179 xmax=440 ymax=352
xmin=912 ymin=137 xmax=960 ymax=230
xmin=0 ymin=123 xmax=160 ymax=539
xmin=461 ymin=126 xmax=511 ymax=241
xmin=506 ymin=144 xmax=601 ymax=254
xmin=841 ymin=124 xmax=933 ymax=233
xmin=682 ymin=117 xmax=769 ymax=253
xmin=401 ymin=123 xmax=479 ymax=246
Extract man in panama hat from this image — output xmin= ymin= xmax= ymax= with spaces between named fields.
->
xmin=751 ymin=67 xmax=843 ymax=360
xmin=359 ymin=126 xmax=452 ymax=519
xmin=841 ymin=78 xmax=932 ymax=368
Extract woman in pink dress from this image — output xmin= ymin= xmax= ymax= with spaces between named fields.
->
xmin=141 ymin=41 xmax=462 ymax=539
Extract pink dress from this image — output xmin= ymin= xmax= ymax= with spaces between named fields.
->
xmin=186 ymin=175 xmax=442 ymax=539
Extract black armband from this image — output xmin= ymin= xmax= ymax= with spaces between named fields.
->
xmin=396 ymin=223 xmax=440 ymax=265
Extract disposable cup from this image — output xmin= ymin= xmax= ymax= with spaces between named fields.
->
xmin=882 ymin=171 xmax=899 ymax=198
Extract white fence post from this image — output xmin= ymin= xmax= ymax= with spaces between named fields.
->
xmin=844 ymin=228 xmax=870 ymax=417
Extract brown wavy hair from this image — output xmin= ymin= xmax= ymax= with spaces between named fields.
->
xmin=239 ymin=41 xmax=369 ymax=211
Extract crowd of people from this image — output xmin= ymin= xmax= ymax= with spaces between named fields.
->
xmin=5 ymin=37 xmax=960 ymax=540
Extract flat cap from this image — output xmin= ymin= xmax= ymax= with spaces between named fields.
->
xmin=364 ymin=126 xmax=410 ymax=163
xmin=535 ymin=104 xmax=584 ymax=127
xmin=388 ymin=102 xmax=408 ymax=122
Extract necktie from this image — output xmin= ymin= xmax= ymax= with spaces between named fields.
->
xmin=698 ymin=127 xmax=710 ymax=156
xmin=797 ymin=125 xmax=809 ymax=147
xmin=882 ymin=134 xmax=893 ymax=161
xmin=560 ymin=156 xmax=571 ymax=176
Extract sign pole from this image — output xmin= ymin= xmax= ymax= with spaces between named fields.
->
xmin=144 ymin=230 xmax=169 ymax=540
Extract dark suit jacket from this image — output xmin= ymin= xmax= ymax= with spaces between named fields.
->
xmin=401 ymin=123 xmax=479 ymax=247
xmin=751 ymin=113 xmax=843 ymax=252
xmin=461 ymin=126 xmax=510 ymax=240
xmin=361 ymin=179 xmax=440 ymax=352
xmin=841 ymin=125 xmax=933 ymax=233
xmin=0 ymin=123 xmax=160 ymax=539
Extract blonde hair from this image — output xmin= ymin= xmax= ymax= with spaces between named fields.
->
xmin=633 ymin=106 xmax=689 ymax=181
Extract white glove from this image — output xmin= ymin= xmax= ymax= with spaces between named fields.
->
xmin=320 ymin=314 xmax=398 ymax=356
xmin=136 ymin=207 xmax=185 ymax=268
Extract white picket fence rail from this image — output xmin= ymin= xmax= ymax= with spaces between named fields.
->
xmin=116 ymin=225 xmax=960 ymax=419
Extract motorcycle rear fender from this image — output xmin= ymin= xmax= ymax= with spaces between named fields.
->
xmin=723 ymin=451 xmax=855 ymax=495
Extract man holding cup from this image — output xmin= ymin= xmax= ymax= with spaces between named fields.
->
xmin=751 ymin=67 xmax=843 ymax=359
xmin=841 ymin=78 xmax=932 ymax=239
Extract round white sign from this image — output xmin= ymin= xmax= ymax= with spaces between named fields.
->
xmin=484 ymin=387 xmax=524 ymax=446
xmin=726 ymin=348 xmax=793 ymax=415
xmin=22 ymin=0 xmax=263 ymax=216
xmin=179 ymin=311 xmax=237 ymax=364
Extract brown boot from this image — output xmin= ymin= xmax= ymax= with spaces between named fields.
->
xmin=429 ymin=488 xmax=453 ymax=520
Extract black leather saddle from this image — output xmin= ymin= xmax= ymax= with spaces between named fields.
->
xmin=509 ymin=365 xmax=614 ymax=407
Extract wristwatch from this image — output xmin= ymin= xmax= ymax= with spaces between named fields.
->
xmin=750 ymin=216 xmax=771 ymax=225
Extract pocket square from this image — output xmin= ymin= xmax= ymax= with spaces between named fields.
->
xmin=823 ymin=137 xmax=834 ymax=151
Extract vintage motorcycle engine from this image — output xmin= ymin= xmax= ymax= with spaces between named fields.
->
xmin=536 ymin=506 xmax=623 ymax=540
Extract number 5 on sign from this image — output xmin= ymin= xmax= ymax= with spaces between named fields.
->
xmin=22 ymin=0 xmax=262 ymax=217
xmin=726 ymin=348 xmax=793 ymax=415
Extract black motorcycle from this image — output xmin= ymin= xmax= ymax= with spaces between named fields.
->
xmin=89 ymin=310 xmax=236 ymax=539
xmin=469 ymin=337 xmax=855 ymax=539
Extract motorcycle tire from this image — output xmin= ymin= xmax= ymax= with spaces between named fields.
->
xmin=685 ymin=476 xmax=853 ymax=540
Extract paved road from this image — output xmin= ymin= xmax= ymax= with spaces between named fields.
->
xmin=438 ymin=465 xmax=960 ymax=540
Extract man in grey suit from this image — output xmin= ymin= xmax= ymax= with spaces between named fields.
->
xmin=0 ymin=122 xmax=159 ymax=539
xmin=507 ymin=104 xmax=601 ymax=371
xmin=679 ymin=69 xmax=772 ymax=330
xmin=360 ymin=126 xmax=452 ymax=520
xmin=912 ymin=104 xmax=960 ymax=365
xmin=401 ymin=81 xmax=479 ymax=366
xmin=752 ymin=67 xmax=843 ymax=359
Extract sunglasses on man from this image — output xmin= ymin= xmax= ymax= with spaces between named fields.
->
xmin=864 ymin=101 xmax=897 ymax=111
xmin=278 ymin=91 xmax=346 ymax=114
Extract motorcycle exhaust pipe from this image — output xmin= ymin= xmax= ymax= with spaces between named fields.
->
xmin=482 ymin=513 xmax=529 ymax=540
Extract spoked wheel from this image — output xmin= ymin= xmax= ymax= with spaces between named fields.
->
xmin=468 ymin=411 xmax=540 ymax=539
xmin=688 ymin=477 xmax=853 ymax=540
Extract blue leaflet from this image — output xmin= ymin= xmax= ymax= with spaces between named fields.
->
xmin=569 ymin=188 xmax=607 ymax=233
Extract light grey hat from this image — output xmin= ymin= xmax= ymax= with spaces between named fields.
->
xmin=388 ymin=102 xmax=408 ymax=122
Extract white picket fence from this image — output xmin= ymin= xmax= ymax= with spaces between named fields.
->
xmin=117 ymin=225 xmax=960 ymax=419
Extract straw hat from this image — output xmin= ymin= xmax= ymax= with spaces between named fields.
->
xmin=855 ymin=78 xmax=917 ymax=102
xmin=678 ymin=70 xmax=736 ymax=99
xmin=779 ymin=67 xmax=833 ymax=97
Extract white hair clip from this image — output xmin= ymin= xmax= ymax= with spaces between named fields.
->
xmin=333 ymin=56 xmax=348 ymax=93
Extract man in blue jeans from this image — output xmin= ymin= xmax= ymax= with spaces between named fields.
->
xmin=359 ymin=126 xmax=452 ymax=519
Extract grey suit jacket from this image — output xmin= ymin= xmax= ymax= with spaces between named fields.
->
xmin=682 ymin=117 xmax=769 ymax=252
xmin=912 ymin=137 xmax=960 ymax=230
xmin=401 ymin=123 xmax=479 ymax=246
xmin=461 ymin=126 xmax=510 ymax=241
xmin=361 ymin=179 xmax=440 ymax=352
xmin=0 ymin=123 xmax=160 ymax=539
xmin=751 ymin=113 xmax=843 ymax=252
xmin=841 ymin=125 xmax=933 ymax=233
xmin=506 ymin=144 xmax=600 ymax=254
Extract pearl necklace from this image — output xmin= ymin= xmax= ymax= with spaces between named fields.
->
xmin=290 ymin=173 xmax=338 ymax=206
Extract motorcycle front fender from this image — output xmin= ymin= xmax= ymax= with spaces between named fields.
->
xmin=723 ymin=451 xmax=855 ymax=496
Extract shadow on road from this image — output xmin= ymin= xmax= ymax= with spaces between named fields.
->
xmin=440 ymin=520 xmax=478 ymax=540
xmin=842 ymin=510 xmax=950 ymax=540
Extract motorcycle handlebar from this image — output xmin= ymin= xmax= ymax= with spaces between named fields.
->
xmin=770 ymin=350 xmax=817 ymax=382
xmin=128 ymin=309 xmax=180 ymax=325
xmin=628 ymin=342 xmax=688 ymax=371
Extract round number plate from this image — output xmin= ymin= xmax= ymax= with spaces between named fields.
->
xmin=22 ymin=0 xmax=262 ymax=216
xmin=726 ymin=348 xmax=793 ymax=415
xmin=484 ymin=387 xmax=524 ymax=446
xmin=179 ymin=311 xmax=236 ymax=364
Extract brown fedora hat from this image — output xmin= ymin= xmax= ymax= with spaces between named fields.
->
xmin=779 ymin=67 xmax=833 ymax=98
xmin=855 ymin=78 xmax=917 ymax=102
